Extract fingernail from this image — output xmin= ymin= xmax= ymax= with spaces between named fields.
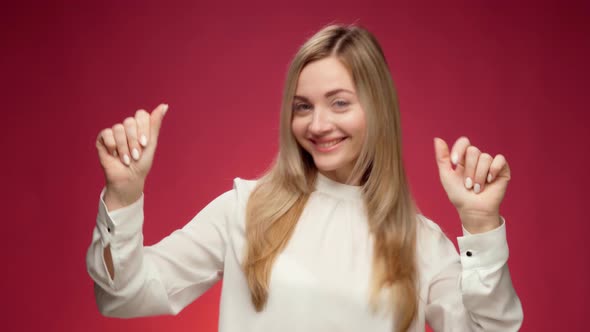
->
xmin=140 ymin=135 xmax=148 ymax=147
xmin=131 ymin=148 xmax=140 ymax=161
xmin=162 ymin=104 xmax=169 ymax=115
xmin=451 ymin=153 xmax=458 ymax=165
xmin=123 ymin=154 xmax=131 ymax=166
xmin=487 ymin=173 xmax=493 ymax=183
xmin=474 ymin=183 xmax=481 ymax=194
xmin=465 ymin=177 xmax=473 ymax=189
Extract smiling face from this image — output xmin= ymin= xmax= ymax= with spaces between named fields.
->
xmin=291 ymin=56 xmax=366 ymax=184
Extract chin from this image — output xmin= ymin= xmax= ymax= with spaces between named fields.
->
xmin=312 ymin=158 xmax=347 ymax=173
xmin=315 ymin=165 xmax=339 ymax=173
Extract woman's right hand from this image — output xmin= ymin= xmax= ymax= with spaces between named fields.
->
xmin=95 ymin=103 xmax=168 ymax=210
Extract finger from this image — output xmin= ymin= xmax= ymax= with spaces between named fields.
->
xmin=464 ymin=145 xmax=480 ymax=190
xmin=489 ymin=154 xmax=510 ymax=183
xmin=149 ymin=103 xmax=169 ymax=144
xmin=135 ymin=109 xmax=150 ymax=148
xmin=433 ymin=137 xmax=451 ymax=175
xmin=97 ymin=128 xmax=118 ymax=158
xmin=123 ymin=117 xmax=141 ymax=161
xmin=450 ymin=136 xmax=471 ymax=167
xmin=473 ymin=153 xmax=493 ymax=194
xmin=113 ymin=123 xmax=131 ymax=166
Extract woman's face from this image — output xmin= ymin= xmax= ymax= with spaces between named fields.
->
xmin=291 ymin=56 xmax=366 ymax=184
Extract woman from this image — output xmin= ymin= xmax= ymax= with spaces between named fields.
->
xmin=87 ymin=24 xmax=523 ymax=331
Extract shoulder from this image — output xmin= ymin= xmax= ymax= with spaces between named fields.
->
xmin=231 ymin=177 xmax=259 ymax=205
xmin=198 ymin=177 xmax=259 ymax=218
xmin=232 ymin=177 xmax=258 ymax=194
xmin=219 ymin=177 xmax=261 ymax=219
xmin=416 ymin=213 xmax=446 ymax=242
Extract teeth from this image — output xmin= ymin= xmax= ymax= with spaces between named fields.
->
xmin=317 ymin=138 xmax=343 ymax=148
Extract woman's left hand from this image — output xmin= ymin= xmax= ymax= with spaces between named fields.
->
xmin=433 ymin=136 xmax=510 ymax=234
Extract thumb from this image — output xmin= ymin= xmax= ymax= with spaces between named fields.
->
xmin=150 ymin=103 xmax=169 ymax=144
xmin=433 ymin=137 xmax=452 ymax=174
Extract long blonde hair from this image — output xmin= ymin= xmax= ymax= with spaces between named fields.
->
xmin=242 ymin=24 xmax=419 ymax=331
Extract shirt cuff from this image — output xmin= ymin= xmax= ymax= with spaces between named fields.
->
xmin=456 ymin=217 xmax=508 ymax=270
xmin=96 ymin=187 xmax=144 ymax=246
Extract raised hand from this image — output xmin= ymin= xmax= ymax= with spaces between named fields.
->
xmin=96 ymin=104 xmax=168 ymax=210
xmin=433 ymin=137 xmax=510 ymax=233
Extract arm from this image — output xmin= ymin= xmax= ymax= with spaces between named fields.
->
xmin=424 ymin=218 xmax=523 ymax=331
xmin=86 ymin=187 xmax=234 ymax=317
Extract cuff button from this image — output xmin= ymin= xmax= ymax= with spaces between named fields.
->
xmin=466 ymin=251 xmax=472 ymax=257
xmin=107 ymin=227 xmax=111 ymax=233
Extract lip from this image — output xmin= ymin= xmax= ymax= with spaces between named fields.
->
xmin=310 ymin=137 xmax=347 ymax=152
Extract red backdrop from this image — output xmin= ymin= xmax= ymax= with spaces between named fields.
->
xmin=2 ymin=1 xmax=589 ymax=331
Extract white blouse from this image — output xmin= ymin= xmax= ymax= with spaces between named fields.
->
xmin=86 ymin=173 xmax=523 ymax=331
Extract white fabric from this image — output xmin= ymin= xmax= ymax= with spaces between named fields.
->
xmin=86 ymin=173 xmax=523 ymax=331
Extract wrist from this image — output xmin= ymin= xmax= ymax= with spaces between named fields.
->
xmin=104 ymin=186 xmax=143 ymax=211
xmin=459 ymin=211 xmax=502 ymax=234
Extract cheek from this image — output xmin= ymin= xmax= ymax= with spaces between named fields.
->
xmin=345 ymin=111 xmax=366 ymax=152
xmin=291 ymin=118 xmax=306 ymax=142
xmin=342 ymin=109 xmax=366 ymax=136
xmin=357 ymin=119 xmax=367 ymax=137
xmin=355 ymin=109 xmax=367 ymax=135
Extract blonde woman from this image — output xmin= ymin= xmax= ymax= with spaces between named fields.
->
xmin=87 ymin=24 xmax=523 ymax=331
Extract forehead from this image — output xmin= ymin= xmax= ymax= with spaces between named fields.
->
xmin=295 ymin=57 xmax=355 ymax=95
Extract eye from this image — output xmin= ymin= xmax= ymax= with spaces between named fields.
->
xmin=293 ymin=103 xmax=312 ymax=112
xmin=333 ymin=100 xmax=350 ymax=109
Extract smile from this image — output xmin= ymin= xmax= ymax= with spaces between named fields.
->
xmin=311 ymin=137 xmax=347 ymax=152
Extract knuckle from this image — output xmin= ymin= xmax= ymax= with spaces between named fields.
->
xmin=135 ymin=109 xmax=148 ymax=117
xmin=112 ymin=123 xmax=125 ymax=132
xmin=467 ymin=145 xmax=480 ymax=155
xmin=117 ymin=141 xmax=129 ymax=151
xmin=126 ymin=130 xmax=138 ymax=140
xmin=102 ymin=136 xmax=115 ymax=147
xmin=481 ymin=152 xmax=493 ymax=161
xmin=459 ymin=136 xmax=470 ymax=145
xmin=476 ymin=166 xmax=487 ymax=176
xmin=123 ymin=117 xmax=136 ymax=127
xmin=98 ymin=129 xmax=109 ymax=142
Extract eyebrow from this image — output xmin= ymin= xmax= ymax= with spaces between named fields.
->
xmin=293 ymin=88 xmax=355 ymax=102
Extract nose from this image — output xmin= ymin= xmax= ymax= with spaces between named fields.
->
xmin=309 ymin=107 xmax=333 ymax=135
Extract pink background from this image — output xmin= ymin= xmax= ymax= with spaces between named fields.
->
xmin=2 ymin=1 xmax=589 ymax=331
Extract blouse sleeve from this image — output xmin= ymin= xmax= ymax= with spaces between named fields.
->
xmin=85 ymin=186 xmax=235 ymax=318
xmin=423 ymin=217 xmax=523 ymax=331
